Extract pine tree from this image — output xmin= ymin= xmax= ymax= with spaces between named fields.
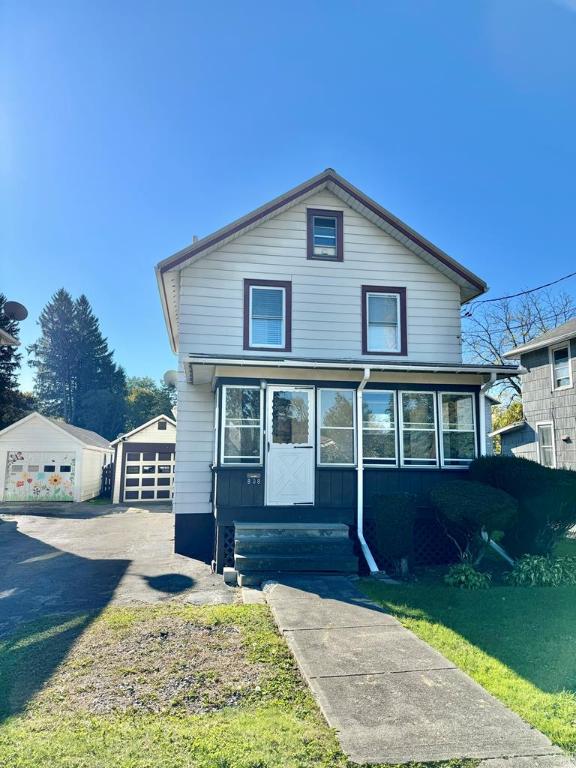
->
xmin=0 ymin=294 xmax=35 ymax=429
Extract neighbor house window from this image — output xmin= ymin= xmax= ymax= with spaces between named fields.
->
xmin=362 ymin=286 xmax=407 ymax=355
xmin=400 ymin=391 xmax=437 ymax=466
xmin=537 ymin=422 xmax=556 ymax=468
xmin=362 ymin=391 xmax=397 ymax=466
xmin=221 ymin=385 xmax=263 ymax=464
xmin=307 ymin=208 xmax=343 ymax=261
xmin=158 ymin=420 xmax=167 ymax=430
xmin=318 ymin=389 xmax=355 ymax=465
xmin=551 ymin=344 xmax=572 ymax=389
xmin=440 ymin=393 xmax=476 ymax=467
xmin=243 ymin=279 xmax=292 ymax=351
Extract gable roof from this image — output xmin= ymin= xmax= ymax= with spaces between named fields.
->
xmin=0 ymin=412 xmax=111 ymax=449
xmin=110 ymin=414 xmax=176 ymax=446
xmin=489 ymin=420 xmax=526 ymax=437
xmin=503 ymin=317 xmax=576 ymax=359
xmin=156 ymin=169 xmax=488 ymax=352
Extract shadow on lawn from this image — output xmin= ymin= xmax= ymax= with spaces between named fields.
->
xmin=363 ymin=579 xmax=576 ymax=695
xmin=0 ymin=519 xmax=129 ymax=721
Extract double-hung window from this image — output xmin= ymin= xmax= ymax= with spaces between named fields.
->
xmin=440 ymin=393 xmax=476 ymax=466
xmin=318 ymin=389 xmax=355 ymax=465
xmin=221 ymin=386 xmax=263 ymax=464
xmin=536 ymin=422 xmax=556 ymax=468
xmin=400 ymin=391 xmax=437 ymax=466
xmin=244 ymin=279 xmax=291 ymax=351
xmin=362 ymin=391 xmax=397 ymax=466
xmin=362 ymin=286 xmax=406 ymax=355
xmin=307 ymin=208 xmax=343 ymax=261
xmin=551 ymin=344 xmax=572 ymax=389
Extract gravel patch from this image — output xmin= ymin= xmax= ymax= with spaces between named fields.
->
xmin=33 ymin=614 xmax=266 ymax=715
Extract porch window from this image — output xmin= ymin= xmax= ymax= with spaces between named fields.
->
xmin=537 ymin=422 xmax=556 ymax=468
xmin=400 ymin=391 xmax=438 ymax=466
xmin=362 ymin=286 xmax=407 ymax=355
xmin=244 ymin=279 xmax=292 ymax=351
xmin=551 ymin=344 xmax=571 ymax=389
xmin=362 ymin=391 xmax=397 ymax=465
xmin=440 ymin=393 xmax=476 ymax=466
xmin=221 ymin=386 xmax=263 ymax=464
xmin=318 ymin=389 xmax=355 ymax=465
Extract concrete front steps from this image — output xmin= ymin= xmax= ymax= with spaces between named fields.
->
xmin=234 ymin=522 xmax=359 ymax=587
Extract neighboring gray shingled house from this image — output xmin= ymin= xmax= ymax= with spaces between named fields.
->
xmin=500 ymin=318 xmax=576 ymax=469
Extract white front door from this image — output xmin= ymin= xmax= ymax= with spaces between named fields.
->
xmin=266 ymin=385 xmax=315 ymax=506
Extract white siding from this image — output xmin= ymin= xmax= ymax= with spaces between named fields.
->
xmin=124 ymin=420 xmax=176 ymax=444
xmin=78 ymin=448 xmax=111 ymax=502
xmin=173 ymin=365 xmax=214 ymax=516
xmin=178 ymin=190 xmax=463 ymax=364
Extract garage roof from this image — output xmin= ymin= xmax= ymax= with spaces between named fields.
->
xmin=0 ymin=412 xmax=111 ymax=449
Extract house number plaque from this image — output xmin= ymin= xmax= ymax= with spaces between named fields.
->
xmin=246 ymin=473 xmax=261 ymax=486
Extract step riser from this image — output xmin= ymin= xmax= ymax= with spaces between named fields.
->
xmin=235 ymin=555 xmax=359 ymax=572
xmin=235 ymin=529 xmax=350 ymax=540
xmin=235 ymin=539 xmax=354 ymax=556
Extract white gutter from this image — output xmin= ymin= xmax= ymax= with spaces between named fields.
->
xmin=356 ymin=367 xmax=380 ymax=574
xmin=187 ymin=356 xmax=519 ymax=376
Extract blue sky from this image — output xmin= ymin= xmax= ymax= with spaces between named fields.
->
xmin=2 ymin=0 xmax=576 ymax=390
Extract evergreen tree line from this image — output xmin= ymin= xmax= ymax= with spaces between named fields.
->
xmin=0 ymin=289 xmax=175 ymax=440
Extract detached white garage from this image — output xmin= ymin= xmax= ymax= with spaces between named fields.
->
xmin=111 ymin=414 xmax=176 ymax=504
xmin=0 ymin=412 xmax=113 ymax=503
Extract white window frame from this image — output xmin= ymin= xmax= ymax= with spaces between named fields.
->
xmin=549 ymin=343 xmax=573 ymax=391
xmin=220 ymin=384 xmax=264 ymax=466
xmin=361 ymin=389 xmax=398 ymax=468
xmin=536 ymin=421 xmax=557 ymax=468
xmin=439 ymin=392 xmax=478 ymax=469
xmin=399 ymin=391 xmax=439 ymax=468
xmin=365 ymin=291 xmax=401 ymax=353
xmin=317 ymin=388 xmax=357 ymax=467
xmin=249 ymin=285 xmax=286 ymax=350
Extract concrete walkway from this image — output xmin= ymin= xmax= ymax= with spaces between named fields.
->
xmin=263 ymin=575 xmax=575 ymax=767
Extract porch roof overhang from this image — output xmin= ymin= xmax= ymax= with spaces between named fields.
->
xmin=184 ymin=353 xmax=521 ymax=385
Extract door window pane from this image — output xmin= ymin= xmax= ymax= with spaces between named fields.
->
xmin=401 ymin=392 xmax=437 ymax=465
xmin=440 ymin=393 xmax=476 ymax=466
xmin=366 ymin=293 xmax=399 ymax=352
xmin=222 ymin=386 xmax=262 ymax=464
xmin=272 ymin=391 xmax=310 ymax=445
xmin=126 ymin=452 xmax=140 ymax=461
xmin=319 ymin=389 xmax=355 ymax=464
xmin=363 ymin=391 xmax=396 ymax=464
xmin=250 ymin=286 xmax=285 ymax=347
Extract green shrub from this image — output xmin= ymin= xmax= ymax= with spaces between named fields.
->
xmin=469 ymin=456 xmax=576 ymax=556
xmin=506 ymin=555 xmax=576 ymax=587
xmin=430 ymin=479 xmax=517 ymax=562
xmin=444 ymin=563 xmax=491 ymax=589
xmin=370 ymin=493 xmax=418 ymax=576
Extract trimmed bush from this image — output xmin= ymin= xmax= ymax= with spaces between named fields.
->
xmin=445 ymin=563 xmax=491 ymax=590
xmin=430 ymin=479 xmax=517 ymax=563
xmin=370 ymin=493 xmax=418 ymax=576
xmin=469 ymin=456 xmax=576 ymax=556
xmin=506 ymin=555 xmax=576 ymax=587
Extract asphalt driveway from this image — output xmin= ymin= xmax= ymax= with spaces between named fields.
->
xmin=0 ymin=503 xmax=233 ymax=635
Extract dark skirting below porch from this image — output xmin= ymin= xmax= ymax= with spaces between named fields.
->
xmin=174 ymin=513 xmax=215 ymax=564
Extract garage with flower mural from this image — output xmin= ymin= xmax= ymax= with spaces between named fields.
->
xmin=0 ymin=413 xmax=112 ymax=503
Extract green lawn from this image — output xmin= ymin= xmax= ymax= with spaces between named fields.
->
xmin=0 ymin=603 xmax=478 ymax=768
xmin=360 ymin=570 xmax=576 ymax=755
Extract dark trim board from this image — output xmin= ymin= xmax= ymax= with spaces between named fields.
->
xmin=174 ymin=513 xmax=215 ymax=563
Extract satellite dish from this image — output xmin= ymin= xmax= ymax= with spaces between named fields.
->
xmin=163 ymin=370 xmax=178 ymax=387
xmin=4 ymin=301 xmax=28 ymax=321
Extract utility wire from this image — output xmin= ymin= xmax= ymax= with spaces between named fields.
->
xmin=464 ymin=270 xmax=576 ymax=315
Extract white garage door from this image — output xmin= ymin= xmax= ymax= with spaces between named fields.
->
xmin=4 ymin=451 xmax=76 ymax=502
xmin=123 ymin=448 xmax=175 ymax=502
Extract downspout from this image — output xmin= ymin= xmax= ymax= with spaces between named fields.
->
xmin=211 ymin=387 xmax=220 ymax=573
xmin=356 ymin=367 xmax=380 ymax=574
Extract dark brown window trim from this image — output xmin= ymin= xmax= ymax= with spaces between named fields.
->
xmin=243 ymin=278 xmax=292 ymax=352
xmin=307 ymin=208 xmax=344 ymax=261
xmin=361 ymin=285 xmax=407 ymax=356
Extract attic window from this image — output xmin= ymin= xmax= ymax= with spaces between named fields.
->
xmin=158 ymin=420 xmax=167 ymax=430
xmin=307 ymin=208 xmax=343 ymax=261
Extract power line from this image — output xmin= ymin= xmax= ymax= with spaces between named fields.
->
xmin=464 ymin=270 xmax=576 ymax=315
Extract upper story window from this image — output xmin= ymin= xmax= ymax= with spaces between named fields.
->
xmin=551 ymin=343 xmax=572 ymax=389
xmin=362 ymin=286 xmax=407 ymax=356
xmin=307 ymin=208 xmax=343 ymax=261
xmin=243 ymin=279 xmax=292 ymax=352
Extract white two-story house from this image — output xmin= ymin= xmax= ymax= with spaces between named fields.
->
xmin=156 ymin=169 xmax=517 ymax=582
